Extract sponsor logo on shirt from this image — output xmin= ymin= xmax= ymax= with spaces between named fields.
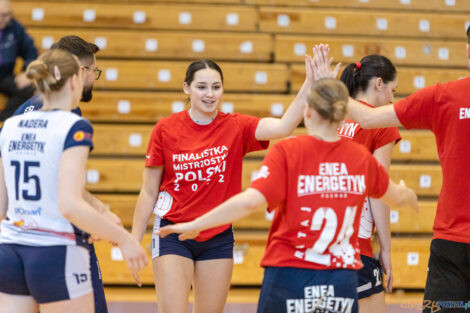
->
xmin=337 ymin=122 xmax=359 ymax=139
xmin=252 ymin=165 xmax=270 ymax=181
xmin=297 ymin=162 xmax=365 ymax=197
xmin=285 ymin=284 xmax=354 ymax=313
xmin=459 ymin=108 xmax=470 ymax=120
xmin=14 ymin=207 xmax=42 ymax=216
xmin=8 ymin=133 xmax=45 ymax=153
xmin=73 ymin=131 xmax=92 ymax=142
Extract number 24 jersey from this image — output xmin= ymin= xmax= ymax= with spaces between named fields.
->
xmin=250 ymin=135 xmax=389 ymax=270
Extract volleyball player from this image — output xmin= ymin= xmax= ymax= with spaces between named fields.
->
xmin=12 ymin=35 xmax=117 ymax=313
xmin=157 ymin=78 xmax=418 ymax=313
xmin=337 ymin=54 xmax=401 ymax=313
xmin=131 ymin=55 xmax=325 ymax=313
xmin=312 ymin=26 xmax=470 ymax=312
xmin=0 ymin=49 xmax=147 ymax=313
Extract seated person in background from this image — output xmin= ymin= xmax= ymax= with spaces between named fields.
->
xmin=0 ymin=0 xmax=38 ymax=121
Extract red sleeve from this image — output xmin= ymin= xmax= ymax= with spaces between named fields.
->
xmin=236 ymin=114 xmax=269 ymax=154
xmin=373 ymin=127 xmax=401 ymax=151
xmin=145 ymin=121 xmax=164 ymax=166
xmin=249 ymin=142 xmax=286 ymax=211
xmin=366 ymin=154 xmax=390 ymax=198
xmin=394 ymin=84 xmax=438 ymax=130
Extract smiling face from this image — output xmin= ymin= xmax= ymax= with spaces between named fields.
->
xmin=184 ymin=67 xmax=223 ymax=115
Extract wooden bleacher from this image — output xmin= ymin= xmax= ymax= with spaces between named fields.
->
xmin=29 ymin=28 xmax=273 ymax=62
xmin=82 ymin=92 xmax=295 ymax=123
xmin=258 ymin=7 xmax=469 ymax=39
xmin=11 ymin=0 xmax=465 ymax=299
xmin=275 ymin=35 xmax=467 ymax=67
xmin=13 ymin=2 xmax=257 ymax=31
xmin=94 ymin=60 xmax=289 ymax=92
xmin=291 ymin=64 xmax=469 ymax=95
xmin=245 ymin=0 xmax=470 ymax=12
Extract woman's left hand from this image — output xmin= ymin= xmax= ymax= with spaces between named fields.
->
xmin=156 ymin=222 xmax=201 ymax=241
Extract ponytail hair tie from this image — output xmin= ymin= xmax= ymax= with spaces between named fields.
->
xmin=54 ymin=65 xmax=61 ymax=81
xmin=355 ymin=62 xmax=362 ymax=70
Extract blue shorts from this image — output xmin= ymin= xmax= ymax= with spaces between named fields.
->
xmin=152 ymin=217 xmax=234 ymax=261
xmin=357 ymin=255 xmax=383 ymax=299
xmin=89 ymin=244 xmax=108 ymax=313
xmin=258 ymin=266 xmax=358 ymax=313
xmin=0 ymin=244 xmax=92 ymax=304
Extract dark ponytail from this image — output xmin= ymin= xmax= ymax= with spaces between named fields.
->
xmin=340 ymin=55 xmax=396 ymax=98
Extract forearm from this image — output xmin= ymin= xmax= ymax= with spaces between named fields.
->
xmin=279 ymin=79 xmax=312 ymax=135
xmin=369 ymin=198 xmax=391 ymax=253
xmin=348 ymin=98 xmax=402 ymax=129
xmin=83 ymin=189 xmax=108 ymax=213
xmin=256 ymin=79 xmax=311 ymax=140
xmin=131 ymin=189 xmax=157 ymax=242
xmin=62 ymin=198 xmax=129 ymax=245
xmin=191 ymin=188 xmax=265 ymax=232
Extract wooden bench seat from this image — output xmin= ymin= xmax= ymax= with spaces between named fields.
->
xmin=291 ymin=64 xmax=469 ymax=95
xmin=29 ymin=28 xmax=272 ymax=62
xmin=86 ymin=158 xmax=443 ymax=196
xmin=14 ymin=2 xmax=256 ymax=32
xmin=94 ymin=232 xmax=430 ymax=288
xmin=275 ymin=35 xmax=467 ymax=68
xmin=259 ymin=7 xmax=469 ymax=39
xmin=94 ymin=60 xmax=288 ymax=93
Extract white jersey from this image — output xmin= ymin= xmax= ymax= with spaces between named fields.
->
xmin=0 ymin=110 xmax=93 ymax=246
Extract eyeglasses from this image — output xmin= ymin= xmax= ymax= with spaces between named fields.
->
xmin=84 ymin=66 xmax=102 ymax=80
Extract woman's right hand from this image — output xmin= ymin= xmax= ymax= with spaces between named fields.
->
xmin=311 ymin=44 xmax=342 ymax=81
xmin=119 ymin=235 xmax=148 ymax=282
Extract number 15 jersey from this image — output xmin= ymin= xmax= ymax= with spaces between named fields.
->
xmin=250 ymin=136 xmax=389 ymax=270
xmin=0 ymin=110 xmax=93 ymax=247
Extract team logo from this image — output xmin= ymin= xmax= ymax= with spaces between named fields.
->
xmin=13 ymin=220 xmax=25 ymax=227
xmin=73 ymin=131 xmax=92 ymax=142
xmin=73 ymin=131 xmax=85 ymax=141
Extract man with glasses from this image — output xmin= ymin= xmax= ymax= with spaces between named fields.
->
xmin=12 ymin=35 xmax=116 ymax=313
xmin=0 ymin=0 xmax=38 ymax=121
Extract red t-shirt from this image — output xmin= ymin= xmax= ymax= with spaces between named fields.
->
xmin=146 ymin=110 xmax=268 ymax=241
xmin=338 ymin=102 xmax=401 ymax=258
xmin=250 ymin=135 xmax=389 ymax=270
xmin=394 ymin=77 xmax=470 ymax=244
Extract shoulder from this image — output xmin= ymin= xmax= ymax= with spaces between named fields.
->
xmin=441 ymin=76 xmax=470 ymax=91
xmin=13 ymin=96 xmax=43 ymax=116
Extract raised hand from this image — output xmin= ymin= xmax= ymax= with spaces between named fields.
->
xmin=311 ymin=44 xmax=342 ymax=81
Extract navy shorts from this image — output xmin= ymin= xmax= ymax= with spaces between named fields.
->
xmin=152 ymin=217 xmax=234 ymax=261
xmin=258 ymin=266 xmax=358 ymax=313
xmin=89 ymin=244 xmax=108 ymax=313
xmin=357 ymin=255 xmax=383 ymax=299
xmin=0 ymin=244 xmax=92 ymax=303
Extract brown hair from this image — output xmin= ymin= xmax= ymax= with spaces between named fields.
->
xmin=307 ymin=78 xmax=349 ymax=123
xmin=26 ymin=49 xmax=80 ymax=94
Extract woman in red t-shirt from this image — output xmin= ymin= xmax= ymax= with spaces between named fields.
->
xmin=337 ymin=54 xmax=401 ymax=313
xmin=131 ymin=56 xmax=323 ymax=313
xmin=157 ymin=78 xmax=418 ymax=313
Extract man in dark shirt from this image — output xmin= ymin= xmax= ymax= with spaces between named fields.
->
xmin=0 ymin=0 xmax=38 ymax=121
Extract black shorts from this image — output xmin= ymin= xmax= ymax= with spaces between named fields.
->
xmin=423 ymin=239 xmax=470 ymax=313
xmin=152 ymin=217 xmax=234 ymax=261
xmin=357 ymin=255 xmax=383 ymax=299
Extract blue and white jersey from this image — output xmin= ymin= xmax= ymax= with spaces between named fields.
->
xmin=0 ymin=110 xmax=93 ymax=246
